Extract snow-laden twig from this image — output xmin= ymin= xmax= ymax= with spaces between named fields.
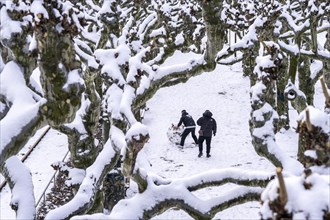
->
xmin=216 ymin=16 xmax=265 ymax=63
xmin=278 ymin=40 xmax=330 ymax=62
xmin=72 ymin=168 xmax=274 ymax=219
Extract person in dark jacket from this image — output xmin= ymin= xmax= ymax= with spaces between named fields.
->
xmin=197 ymin=110 xmax=217 ymax=158
xmin=175 ymin=110 xmax=198 ymax=147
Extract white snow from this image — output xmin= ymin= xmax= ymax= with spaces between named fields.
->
xmin=5 ymin=156 xmax=35 ymax=219
xmin=0 ymin=53 xmax=327 ymax=219
xmin=0 ymin=7 xmax=23 ymax=40
xmin=0 ymin=62 xmax=43 ymax=152
xmin=298 ymin=106 xmax=330 ymax=133
xmin=30 ymin=0 xmax=49 ymax=22
xmin=261 ymin=172 xmax=330 ymax=220
xmin=175 ymin=32 xmax=185 ymax=45
xmin=62 ymin=69 xmax=85 ymax=91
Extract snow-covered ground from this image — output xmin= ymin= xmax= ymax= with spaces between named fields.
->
xmin=139 ymin=58 xmax=300 ymax=219
xmin=0 ymin=54 xmax=323 ymax=219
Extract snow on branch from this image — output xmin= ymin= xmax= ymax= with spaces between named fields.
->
xmin=153 ymin=55 xmax=205 ymax=81
xmin=74 ymin=39 xmax=99 ymax=70
xmin=296 ymin=104 xmax=330 ymax=171
xmin=0 ymin=61 xmax=45 ymax=168
xmin=72 ymin=168 xmax=273 ymax=219
xmin=125 ymin=122 xmax=149 ymax=143
xmin=279 ymin=9 xmax=310 ymax=34
xmin=0 ymin=6 xmax=24 ymax=41
xmin=30 ymin=0 xmax=48 ymax=22
xmin=4 ymin=156 xmax=36 ymax=219
xmin=297 ymin=106 xmax=330 ymax=135
xmin=132 ymin=53 xmax=206 ymax=111
xmin=216 ymin=16 xmax=265 ymax=63
xmin=249 ymin=46 xmax=304 ymax=175
xmin=278 ymin=40 xmax=330 ymax=62
xmin=45 ymin=139 xmax=120 ymax=219
xmin=137 ymin=12 xmax=158 ymax=41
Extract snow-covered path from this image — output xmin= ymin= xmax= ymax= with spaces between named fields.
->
xmin=141 ymin=62 xmax=275 ymax=177
xmin=138 ymin=62 xmax=279 ymax=219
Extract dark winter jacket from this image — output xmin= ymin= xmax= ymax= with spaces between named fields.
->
xmin=177 ymin=111 xmax=196 ymax=128
xmin=197 ymin=110 xmax=217 ymax=137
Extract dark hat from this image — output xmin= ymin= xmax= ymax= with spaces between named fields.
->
xmin=181 ymin=110 xmax=188 ymax=115
xmin=203 ymin=110 xmax=212 ymax=117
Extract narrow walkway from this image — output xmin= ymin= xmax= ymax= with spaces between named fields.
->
xmin=142 ymin=64 xmax=275 ymax=178
xmin=141 ymin=62 xmax=279 ymax=219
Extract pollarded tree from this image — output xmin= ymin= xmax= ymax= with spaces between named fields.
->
xmin=1 ymin=0 xmax=329 ymax=219
xmin=47 ymin=0 xmax=328 ymax=219
xmin=43 ymin=0 xmax=231 ymax=218
xmin=278 ymin=0 xmax=330 ymax=161
xmin=0 ymin=0 xmax=86 ymax=218
xmin=217 ymin=0 xmax=292 ymax=130
xmin=260 ymin=77 xmax=330 ymax=219
xmin=217 ymin=0 xmax=329 ymax=164
xmin=217 ymin=1 xmax=330 ymax=218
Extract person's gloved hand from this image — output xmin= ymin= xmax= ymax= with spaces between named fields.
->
xmin=213 ymin=132 xmax=216 ymax=136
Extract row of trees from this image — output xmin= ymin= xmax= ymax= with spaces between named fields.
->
xmin=0 ymin=0 xmax=329 ymax=219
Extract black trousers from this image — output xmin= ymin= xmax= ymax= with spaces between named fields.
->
xmin=180 ymin=128 xmax=198 ymax=146
xmin=198 ymin=136 xmax=212 ymax=154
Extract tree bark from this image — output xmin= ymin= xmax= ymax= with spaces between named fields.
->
xmin=249 ymin=44 xmax=282 ymax=168
xmin=276 ymin=55 xmax=290 ymax=130
xmin=200 ymin=0 xmax=226 ymax=69
xmin=34 ymin=4 xmax=84 ymax=128
xmin=323 ymin=17 xmax=330 ymax=87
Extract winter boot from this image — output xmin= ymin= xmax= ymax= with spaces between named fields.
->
xmin=198 ymin=152 xmax=202 ymax=157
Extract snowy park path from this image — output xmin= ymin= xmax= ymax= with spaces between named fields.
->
xmin=141 ymin=63 xmax=276 ymax=179
xmin=139 ymin=59 xmax=297 ymax=218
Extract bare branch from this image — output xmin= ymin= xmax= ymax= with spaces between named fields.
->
xmin=305 ymin=108 xmax=313 ymax=132
xmin=320 ymin=75 xmax=330 ymax=107
xmin=276 ymin=167 xmax=288 ymax=206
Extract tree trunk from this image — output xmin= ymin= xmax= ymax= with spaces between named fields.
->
xmin=298 ymin=56 xmax=314 ymax=105
xmin=249 ymin=44 xmax=282 ymax=168
xmin=297 ymin=108 xmax=330 ymax=168
xmin=324 ymin=18 xmax=330 ymax=87
xmin=276 ymin=55 xmax=290 ymax=130
xmin=201 ymin=0 xmax=226 ymax=69
xmin=36 ymin=22 xmax=83 ymax=127
xmin=243 ymin=47 xmax=259 ymax=87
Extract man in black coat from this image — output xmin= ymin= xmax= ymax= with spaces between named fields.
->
xmin=197 ymin=110 xmax=217 ymax=158
xmin=175 ymin=110 xmax=198 ymax=147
